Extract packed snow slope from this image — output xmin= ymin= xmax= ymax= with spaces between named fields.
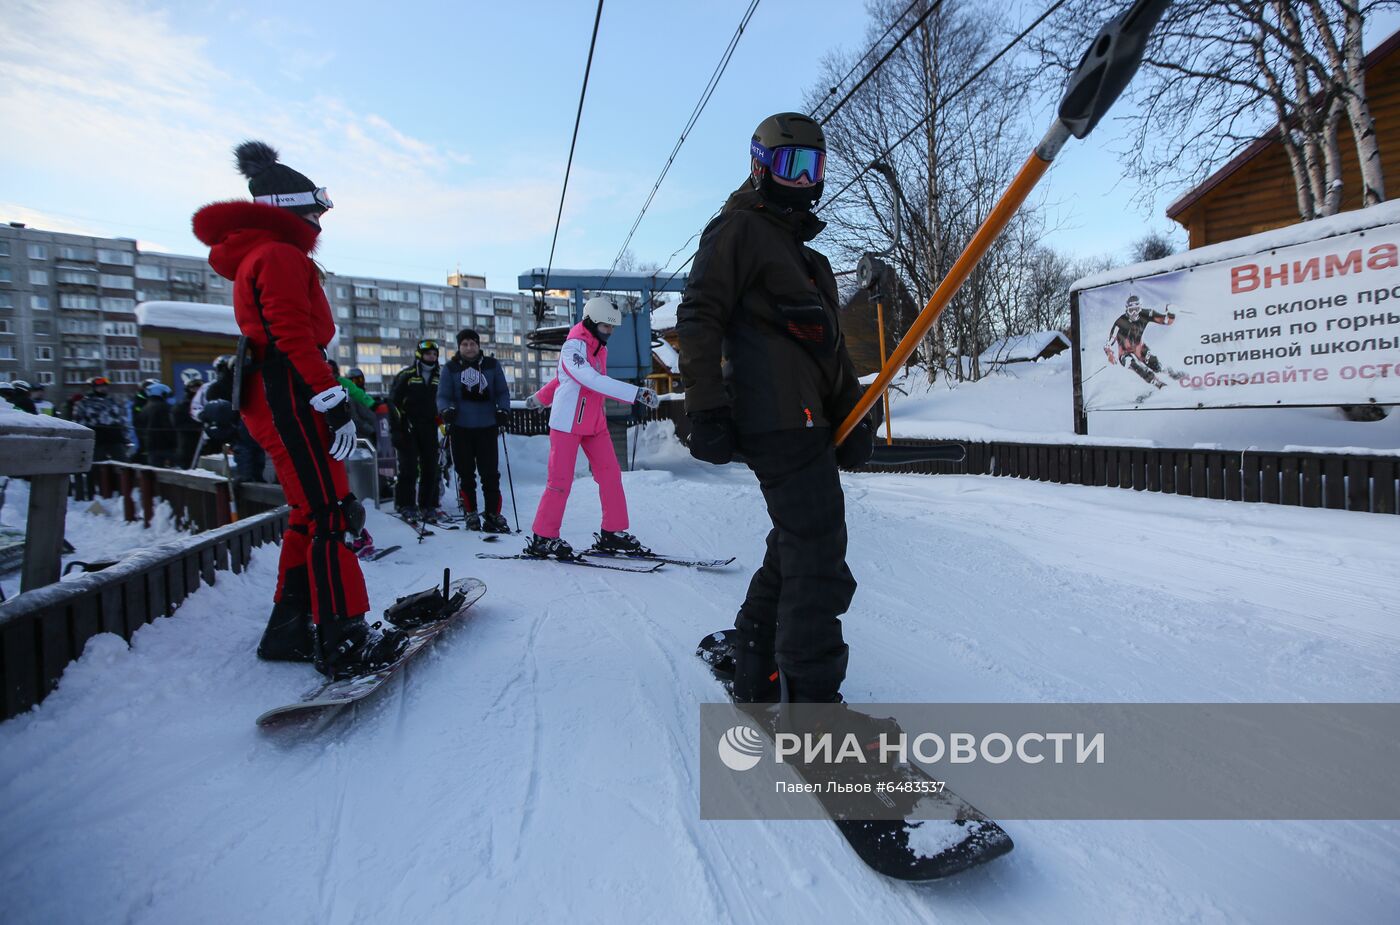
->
xmin=879 ymin=355 xmax=1400 ymax=452
xmin=2 ymin=427 xmax=1399 ymax=923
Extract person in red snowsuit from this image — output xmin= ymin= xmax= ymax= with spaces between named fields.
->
xmin=193 ymin=141 xmax=405 ymax=679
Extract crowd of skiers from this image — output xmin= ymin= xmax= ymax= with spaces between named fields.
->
xmin=179 ymin=111 xmax=873 ymax=701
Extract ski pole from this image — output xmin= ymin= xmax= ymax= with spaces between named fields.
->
xmin=835 ymin=0 xmax=1170 ymax=445
xmin=499 ymin=427 xmax=521 ymax=533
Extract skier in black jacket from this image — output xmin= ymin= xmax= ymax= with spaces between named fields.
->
xmin=676 ymin=112 xmax=875 ymax=705
xmin=137 ymin=382 xmax=177 ymax=467
xmin=173 ymin=378 xmax=204 ymax=467
xmin=389 ymin=339 xmax=444 ymax=523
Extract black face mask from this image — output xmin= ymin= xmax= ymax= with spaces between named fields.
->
xmin=759 ymin=173 xmax=823 ymax=212
xmin=583 ymin=317 xmax=611 ymax=345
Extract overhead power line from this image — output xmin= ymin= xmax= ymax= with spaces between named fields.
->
xmin=600 ymin=0 xmax=761 ymax=290
xmin=808 ymin=0 xmax=923 ymax=121
xmin=649 ymin=0 xmax=1065 ymax=299
xmin=819 ymin=0 xmax=947 ymax=126
xmin=818 ymin=0 xmax=1068 ymax=214
xmin=543 ymin=0 xmax=606 ymax=294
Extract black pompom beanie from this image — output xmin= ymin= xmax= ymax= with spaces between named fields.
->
xmin=234 ymin=140 xmax=320 ymax=215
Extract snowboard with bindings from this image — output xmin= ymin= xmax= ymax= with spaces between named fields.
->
xmin=256 ymin=573 xmax=486 ymax=732
xmin=697 ymin=629 xmax=1014 ymax=881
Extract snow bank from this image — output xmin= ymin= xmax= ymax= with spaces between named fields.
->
xmin=2 ymin=460 xmax=1398 ymax=922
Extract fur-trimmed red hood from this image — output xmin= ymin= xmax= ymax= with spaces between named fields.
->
xmin=191 ymin=200 xmax=320 ymax=281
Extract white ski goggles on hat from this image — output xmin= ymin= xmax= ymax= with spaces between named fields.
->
xmin=254 ymin=188 xmax=334 ymax=210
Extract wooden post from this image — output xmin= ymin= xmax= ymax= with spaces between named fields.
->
xmin=118 ymin=467 xmax=136 ymax=523
xmin=875 ymin=300 xmax=893 ymax=446
xmin=20 ymin=474 xmax=69 ymax=593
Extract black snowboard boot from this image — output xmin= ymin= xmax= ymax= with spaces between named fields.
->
xmin=593 ymin=530 xmax=650 ymax=556
xmin=463 ymin=511 xmax=482 ymax=531
xmin=524 ymin=533 xmax=574 ymax=560
xmin=313 ymin=616 xmax=410 ymax=680
xmin=482 ymin=512 xmax=511 ymax=534
xmin=732 ymin=644 xmax=780 ymax=703
xmin=257 ymin=566 xmax=314 ymax=662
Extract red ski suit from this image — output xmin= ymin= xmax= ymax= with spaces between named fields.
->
xmin=193 ymin=202 xmax=369 ymax=623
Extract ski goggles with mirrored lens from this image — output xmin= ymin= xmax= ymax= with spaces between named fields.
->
xmin=750 ymin=141 xmax=825 ymax=183
xmin=417 ymin=339 xmax=439 ymax=353
xmin=253 ymin=187 xmax=334 ymax=210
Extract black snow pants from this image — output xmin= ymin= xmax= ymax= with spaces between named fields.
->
xmin=450 ymin=425 xmax=502 ymax=514
xmin=394 ymin=424 xmax=440 ymax=510
xmin=733 ymin=427 xmax=855 ymax=703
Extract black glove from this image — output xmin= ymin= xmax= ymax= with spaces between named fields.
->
xmin=496 ymin=408 xmax=511 ymax=428
xmin=835 ymin=417 xmax=874 ymax=469
xmin=325 ymin=400 xmax=352 ymax=433
xmin=687 ymin=408 xmax=736 ymax=465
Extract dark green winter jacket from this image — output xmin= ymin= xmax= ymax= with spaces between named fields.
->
xmin=676 ymin=182 xmax=865 ymax=434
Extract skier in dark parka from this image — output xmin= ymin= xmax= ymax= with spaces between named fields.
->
xmin=676 ymin=112 xmax=875 ymax=705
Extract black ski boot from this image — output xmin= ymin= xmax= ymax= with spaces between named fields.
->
xmin=313 ymin=616 xmax=409 ymax=680
xmin=463 ymin=512 xmax=482 ymax=531
xmin=397 ymin=505 xmax=420 ymax=525
xmin=524 ymin=533 xmax=574 ymax=560
xmin=482 ymin=512 xmax=510 ymax=534
xmin=257 ymin=566 xmax=314 ymax=662
xmin=593 ymin=530 xmax=651 ymax=556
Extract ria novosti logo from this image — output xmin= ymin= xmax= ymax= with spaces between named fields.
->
xmin=718 ymin=724 xmax=765 ymax=771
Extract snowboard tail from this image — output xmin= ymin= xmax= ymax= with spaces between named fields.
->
xmin=697 ymin=629 xmax=1013 ymax=881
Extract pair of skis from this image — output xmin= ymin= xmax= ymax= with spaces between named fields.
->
xmin=476 ymin=544 xmax=735 ymax=573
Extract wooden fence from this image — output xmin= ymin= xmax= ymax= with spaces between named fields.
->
xmin=72 ymin=463 xmax=287 ymax=530
xmin=0 ymin=506 xmax=289 ymax=721
xmin=855 ymin=438 xmax=1400 ymax=514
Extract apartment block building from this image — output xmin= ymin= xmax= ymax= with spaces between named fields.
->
xmin=0 ymin=221 xmax=571 ymax=401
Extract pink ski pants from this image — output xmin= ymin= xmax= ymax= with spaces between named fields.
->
xmin=531 ymin=428 xmax=629 ymax=538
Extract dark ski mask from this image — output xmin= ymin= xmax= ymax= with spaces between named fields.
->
xmin=583 ymin=317 xmax=611 ymax=345
xmin=759 ymin=173 xmax=823 ymax=212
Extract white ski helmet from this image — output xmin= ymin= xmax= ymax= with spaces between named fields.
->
xmin=582 ymin=296 xmax=622 ymax=327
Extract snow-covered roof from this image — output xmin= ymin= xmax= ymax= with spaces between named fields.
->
xmin=1073 ymin=200 xmax=1400 ymax=291
xmin=977 ymin=331 xmax=1070 ymax=365
xmin=135 ymin=301 xmax=240 ymax=338
xmin=650 ymin=299 xmax=679 ymax=331
xmin=652 ymin=341 xmax=680 ymax=374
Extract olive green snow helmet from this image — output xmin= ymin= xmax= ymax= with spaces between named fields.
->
xmin=749 ymin=112 xmax=826 ymax=209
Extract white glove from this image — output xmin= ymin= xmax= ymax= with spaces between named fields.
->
xmin=328 ymin=420 xmax=357 ymax=461
xmin=309 ymin=384 xmax=348 ymax=412
xmin=525 ymin=393 xmax=543 ymax=411
xmin=636 ymin=387 xmax=660 ymax=409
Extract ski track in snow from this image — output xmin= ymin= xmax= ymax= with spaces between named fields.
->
xmin=1 ymin=434 xmax=1398 ymax=923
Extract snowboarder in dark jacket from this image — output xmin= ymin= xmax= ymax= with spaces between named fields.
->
xmin=173 ymin=378 xmax=204 ymax=467
xmin=436 ymin=328 xmax=512 ymax=531
xmin=72 ymin=376 xmax=129 ymax=461
xmin=136 ymin=382 xmax=177 ymax=467
xmin=389 ymin=340 xmax=444 ymax=522
xmin=676 ymin=112 xmax=875 ymax=705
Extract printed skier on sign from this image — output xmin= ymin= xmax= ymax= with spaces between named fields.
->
xmin=522 ymin=297 xmax=659 ymax=560
xmin=1103 ymin=294 xmax=1180 ymax=389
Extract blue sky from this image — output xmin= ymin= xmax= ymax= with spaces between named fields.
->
xmin=3 ymin=0 xmax=1395 ymax=293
